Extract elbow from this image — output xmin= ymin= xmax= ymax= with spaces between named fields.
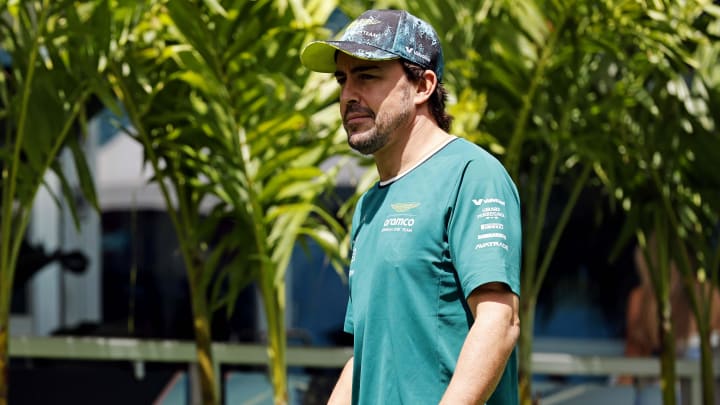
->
xmin=498 ymin=297 xmax=520 ymax=353
xmin=486 ymin=301 xmax=521 ymax=354
xmin=501 ymin=295 xmax=521 ymax=349
xmin=506 ymin=312 xmax=521 ymax=350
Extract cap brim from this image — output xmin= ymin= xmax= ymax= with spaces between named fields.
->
xmin=300 ymin=41 xmax=400 ymax=73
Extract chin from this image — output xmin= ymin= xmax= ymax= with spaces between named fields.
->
xmin=347 ymin=129 xmax=369 ymax=144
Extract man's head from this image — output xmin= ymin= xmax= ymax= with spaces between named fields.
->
xmin=301 ymin=10 xmax=452 ymax=138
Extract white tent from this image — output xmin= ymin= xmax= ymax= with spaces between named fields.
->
xmin=96 ymin=132 xmax=370 ymax=212
xmin=97 ymin=133 xmax=167 ymax=211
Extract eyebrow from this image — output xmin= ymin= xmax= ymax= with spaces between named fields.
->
xmin=334 ymin=65 xmax=382 ymax=77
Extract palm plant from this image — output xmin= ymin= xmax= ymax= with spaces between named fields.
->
xmin=103 ymin=1 xmax=345 ymax=403
xmin=0 ymin=1 xmax=113 ymax=404
xmin=601 ymin=9 xmax=720 ymax=401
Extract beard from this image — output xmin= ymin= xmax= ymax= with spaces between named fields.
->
xmin=343 ymin=90 xmax=413 ymax=155
xmin=346 ymin=117 xmax=390 ymax=155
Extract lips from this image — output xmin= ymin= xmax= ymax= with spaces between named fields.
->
xmin=345 ymin=114 xmax=371 ymax=125
xmin=344 ymin=106 xmax=374 ymax=126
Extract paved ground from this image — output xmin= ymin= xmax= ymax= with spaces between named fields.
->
xmin=155 ymin=372 xmax=643 ymax=405
xmin=540 ymin=384 xmax=637 ymax=405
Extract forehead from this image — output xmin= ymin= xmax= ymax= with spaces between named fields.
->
xmin=334 ymin=53 xmax=402 ymax=73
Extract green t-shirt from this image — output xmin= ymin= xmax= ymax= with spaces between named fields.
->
xmin=345 ymin=138 xmax=521 ymax=404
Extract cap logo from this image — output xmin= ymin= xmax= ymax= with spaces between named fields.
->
xmin=405 ymin=46 xmax=431 ymax=64
xmin=346 ymin=16 xmax=382 ymax=35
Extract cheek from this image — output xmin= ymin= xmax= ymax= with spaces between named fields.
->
xmin=378 ymin=89 xmax=411 ymax=115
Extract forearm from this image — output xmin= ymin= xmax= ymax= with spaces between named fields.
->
xmin=440 ymin=288 xmax=520 ymax=404
xmin=328 ymin=356 xmax=353 ymax=405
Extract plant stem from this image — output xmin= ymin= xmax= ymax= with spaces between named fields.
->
xmin=0 ymin=3 xmax=51 ymax=404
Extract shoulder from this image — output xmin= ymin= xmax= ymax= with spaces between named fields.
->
xmin=431 ymin=138 xmax=510 ymax=184
xmin=444 ymin=138 xmax=510 ymax=174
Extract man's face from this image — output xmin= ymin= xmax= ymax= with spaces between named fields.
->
xmin=334 ymin=53 xmax=415 ymax=155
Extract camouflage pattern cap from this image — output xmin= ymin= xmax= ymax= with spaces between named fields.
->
xmin=301 ymin=9 xmax=445 ymax=80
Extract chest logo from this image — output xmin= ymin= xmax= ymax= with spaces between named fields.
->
xmin=381 ymin=202 xmax=421 ymax=233
xmin=391 ymin=202 xmax=420 ymax=212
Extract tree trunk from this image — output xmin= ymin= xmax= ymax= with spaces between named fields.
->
xmin=699 ymin=326 xmax=715 ymax=405
xmin=0 ymin=259 xmax=13 ymax=405
xmin=190 ymin=289 xmax=219 ymax=405
xmin=659 ymin=299 xmax=677 ymax=405
xmin=260 ymin=279 xmax=288 ymax=405
xmin=519 ymin=296 xmax=536 ymax=405
xmin=0 ymin=323 xmax=8 ymax=405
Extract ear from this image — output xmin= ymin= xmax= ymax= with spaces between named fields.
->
xmin=414 ymin=69 xmax=437 ymax=106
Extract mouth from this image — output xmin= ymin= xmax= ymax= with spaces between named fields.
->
xmin=344 ymin=106 xmax=374 ymax=127
xmin=345 ymin=115 xmax=372 ymax=126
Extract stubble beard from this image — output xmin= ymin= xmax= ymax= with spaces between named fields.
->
xmin=345 ymin=93 xmax=413 ymax=156
xmin=347 ymin=123 xmax=389 ymax=155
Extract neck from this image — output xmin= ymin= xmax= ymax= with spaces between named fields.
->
xmin=373 ymin=116 xmax=452 ymax=182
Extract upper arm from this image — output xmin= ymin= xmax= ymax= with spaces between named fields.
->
xmin=625 ymin=288 xmax=643 ymax=326
xmin=624 ymin=288 xmax=650 ymax=356
xmin=466 ymin=282 xmax=519 ymax=322
xmin=711 ymin=289 xmax=720 ymax=331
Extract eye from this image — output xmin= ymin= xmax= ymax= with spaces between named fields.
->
xmin=334 ymin=75 xmax=346 ymax=86
xmin=359 ymin=73 xmax=375 ymax=80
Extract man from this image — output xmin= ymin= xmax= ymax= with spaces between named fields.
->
xmin=300 ymin=9 xmax=521 ymax=405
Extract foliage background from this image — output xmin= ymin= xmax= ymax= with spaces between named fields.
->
xmin=1 ymin=0 xmax=720 ymax=404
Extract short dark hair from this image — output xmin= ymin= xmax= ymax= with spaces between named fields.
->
xmin=400 ymin=60 xmax=453 ymax=132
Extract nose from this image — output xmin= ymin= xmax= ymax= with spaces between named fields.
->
xmin=339 ymin=78 xmax=359 ymax=107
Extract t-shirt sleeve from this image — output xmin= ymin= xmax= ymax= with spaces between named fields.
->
xmin=343 ymin=296 xmax=354 ymax=333
xmin=448 ymin=158 xmax=521 ymax=298
xmin=343 ymin=195 xmax=365 ymax=335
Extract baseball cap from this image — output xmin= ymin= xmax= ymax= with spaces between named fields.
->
xmin=300 ymin=9 xmax=445 ymax=80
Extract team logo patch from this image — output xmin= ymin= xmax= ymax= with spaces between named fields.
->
xmin=391 ymin=202 xmax=420 ymax=212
